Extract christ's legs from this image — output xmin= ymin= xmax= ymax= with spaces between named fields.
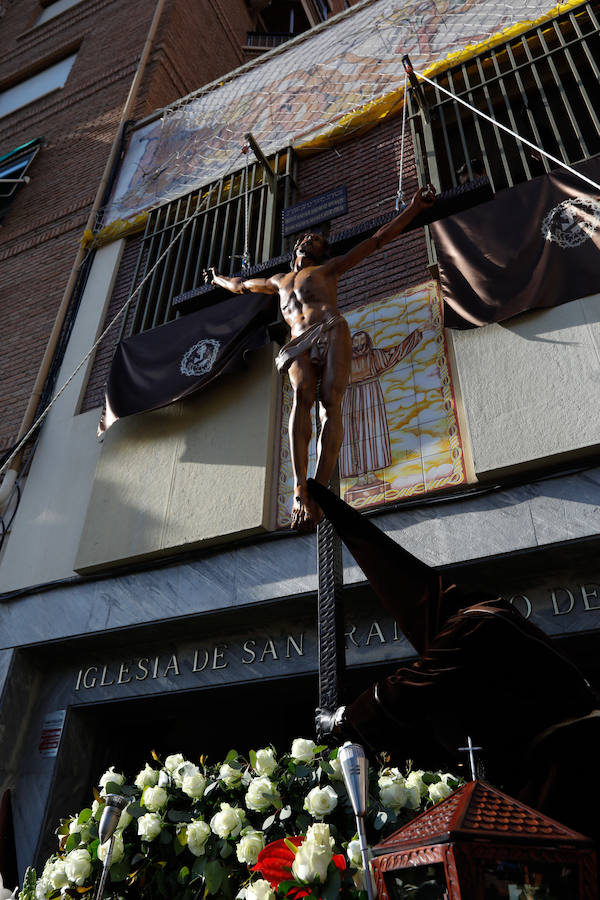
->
xmin=287 ymin=355 xmax=318 ymax=531
xmin=315 ymin=318 xmax=352 ymax=491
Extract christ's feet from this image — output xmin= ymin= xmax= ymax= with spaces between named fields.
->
xmin=291 ymin=488 xmax=323 ymax=532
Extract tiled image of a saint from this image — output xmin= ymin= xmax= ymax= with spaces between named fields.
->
xmin=339 ymin=327 xmax=423 ymax=501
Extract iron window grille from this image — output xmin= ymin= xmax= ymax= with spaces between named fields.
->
xmin=118 ymin=147 xmax=295 ymax=341
xmin=407 ymin=0 xmax=600 ymax=195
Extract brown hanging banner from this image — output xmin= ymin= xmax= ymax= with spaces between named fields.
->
xmin=431 ymin=156 xmax=600 ymax=329
xmin=99 ymin=293 xmax=277 ymax=434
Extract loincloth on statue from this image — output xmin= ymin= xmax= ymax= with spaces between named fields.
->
xmin=275 ymin=314 xmax=343 ymax=373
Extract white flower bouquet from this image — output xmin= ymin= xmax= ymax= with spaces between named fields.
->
xmin=25 ymin=743 xmax=462 ymax=900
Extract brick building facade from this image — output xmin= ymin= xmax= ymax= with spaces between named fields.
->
xmin=0 ymin=0 xmax=352 ymax=455
xmin=1 ymin=0 xmax=600 ymax=886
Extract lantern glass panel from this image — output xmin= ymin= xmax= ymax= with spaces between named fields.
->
xmin=384 ymin=864 xmax=448 ymax=898
xmin=483 ymin=860 xmax=578 ymax=898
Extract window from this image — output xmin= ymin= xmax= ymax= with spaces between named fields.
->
xmin=0 ymin=53 xmax=76 ymax=118
xmin=0 ymin=138 xmax=43 ymax=223
xmin=36 ymin=0 xmax=84 ymax=26
xmin=116 ymin=148 xmax=294 ymax=340
xmin=407 ymin=0 xmax=600 ymax=194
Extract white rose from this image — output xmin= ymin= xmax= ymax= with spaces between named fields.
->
xmin=236 ymin=830 xmax=265 ymax=865
xmin=346 ymin=839 xmax=363 ymax=869
xmin=164 ymin=754 xmax=185 ymax=776
xmin=143 ymin=785 xmax=168 ymax=812
xmin=405 ymin=785 xmax=421 ymax=810
xmin=170 ymin=760 xmax=196 ymax=788
xmin=439 ymin=772 xmax=458 ymax=786
xmin=245 ymin=776 xmax=280 ymax=812
xmin=429 ymin=781 xmax=453 ymax=803
xmin=246 ymin=879 xmax=275 ymax=900
xmin=135 ymin=763 xmax=159 ymax=790
xmin=304 ymin=785 xmax=338 ymax=819
xmin=98 ymin=766 xmax=125 ymax=795
xmin=98 ymin=832 xmax=124 ymax=865
xmin=405 ymin=770 xmax=428 ymax=797
xmin=219 ymin=762 xmax=243 ymax=788
xmin=39 ymin=859 xmax=55 ymax=892
xmin=292 ymin=837 xmax=332 ymax=883
xmin=35 ymin=881 xmax=47 ymax=900
xmin=49 ymin=861 xmax=68 ymax=891
xmin=254 ymin=748 xmax=277 ymax=776
xmin=91 ymin=800 xmax=102 ymax=819
xmin=328 ymin=755 xmax=343 ymax=781
xmin=64 ymin=849 xmax=92 ymax=885
xmin=182 ymin=769 xmax=206 ymax=800
xmin=210 ymin=802 xmax=246 ymax=838
xmin=138 ymin=812 xmax=163 ymax=841
xmin=117 ymin=805 xmax=132 ymax=832
xmin=306 ymin=823 xmax=334 ymax=849
xmin=290 ymin=738 xmax=316 ymax=763
xmin=378 ymin=773 xmax=408 ymax=812
xmin=187 ymin=820 xmax=211 ymax=856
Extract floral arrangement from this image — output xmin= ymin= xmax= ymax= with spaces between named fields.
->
xmin=29 ymin=740 xmax=462 ymax=900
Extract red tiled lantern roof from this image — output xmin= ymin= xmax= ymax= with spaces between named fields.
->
xmin=373 ymin=781 xmax=593 ymax=853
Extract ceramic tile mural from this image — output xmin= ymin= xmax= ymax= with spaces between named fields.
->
xmin=276 ymin=280 xmax=466 ymax=527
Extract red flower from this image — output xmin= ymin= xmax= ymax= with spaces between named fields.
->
xmin=253 ymin=837 xmax=303 ymax=888
xmin=252 ymin=837 xmax=346 ymax=896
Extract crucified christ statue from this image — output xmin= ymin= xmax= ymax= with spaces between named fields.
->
xmin=205 ymin=184 xmax=435 ymax=531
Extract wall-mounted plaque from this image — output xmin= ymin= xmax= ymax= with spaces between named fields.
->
xmin=283 ymin=186 xmax=347 ymax=237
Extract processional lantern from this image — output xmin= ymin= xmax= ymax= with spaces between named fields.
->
xmin=370 ymin=780 xmax=597 ymax=899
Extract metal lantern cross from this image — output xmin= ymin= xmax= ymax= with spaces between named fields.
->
xmin=370 ymin=780 xmax=597 ymax=899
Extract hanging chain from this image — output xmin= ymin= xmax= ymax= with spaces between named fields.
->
xmin=396 ymin=71 xmax=409 ymax=211
xmin=242 ymin=145 xmax=251 ymax=272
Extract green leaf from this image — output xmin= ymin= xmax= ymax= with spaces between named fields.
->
xmin=65 ymin=834 xmax=80 ymax=853
xmin=314 ymin=745 xmax=328 ymax=754
xmin=294 ymin=764 xmax=309 ymax=777
xmin=220 ymin=842 xmax=233 ymax=859
xmin=191 ymin=857 xmax=206 ymax=877
xmin=204 ymin=860 xmax=224 ymax=895
xmin=159 ymin=830 xmax=172 ymax=844
xmin=108 ymin=860 xmax=128 ymax=883
xmin=120 ymin=785 xmax=138 ymax=797
xmin=262 ymin=815 xmax=276 ymax=830
xmin=131 ymin=854 xmax=145 ymax=867
xmin=177 ymin=866 xmax=191 ymax=885
xmin=77 ymin=809 xmax=93 ymax=825
xmin=374 ymin=811 xmax=388 ymax=831
xmin=126 ymin=802 xmax=144 ymax=819
xmin=105 ymin=781 xmax=124 ymax=795
xmin=422 ymin=773 xmax=438 ymax=785
xmin=167 ymin=809 xmax=193 ymax=823
xmin=279 ymin=806 xmax=292 ymax=820
xmin=225 ymin=750 xmax=239 ymax=764
xmin=322 ymin=868 xmax=341 ymax=900
xmin=173 ymin=835 xmax=185 ymax=856
xmin=249 ymin=750 xmax=257 ymax=769
xmin=18 ymin=866 xmax=37 ymax=900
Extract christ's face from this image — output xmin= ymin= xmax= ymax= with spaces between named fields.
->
xmin=352 ymin=332 xmax=369 ymax=355
xmin=295 ymin=233 xmax=326 ymax=263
